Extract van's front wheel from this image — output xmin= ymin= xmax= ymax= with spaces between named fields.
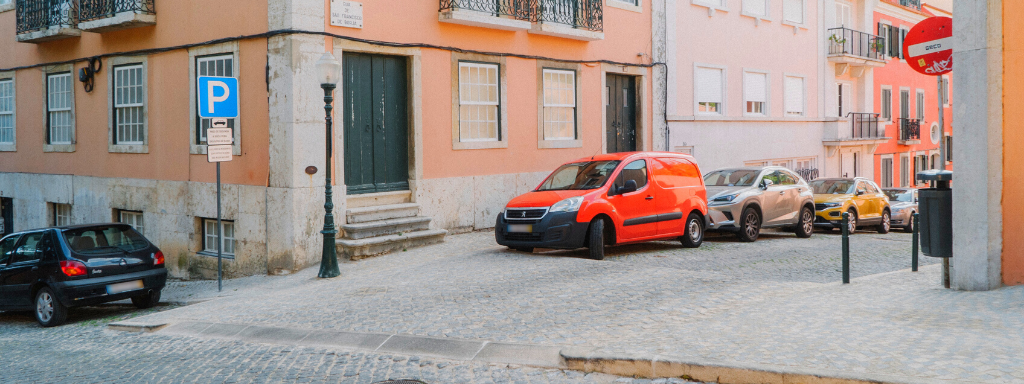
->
xmin=587 ymin=219 xmax=606 ymax=261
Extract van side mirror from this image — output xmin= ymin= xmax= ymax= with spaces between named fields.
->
xmin=616 ymin=180 xmax=638 ymax=195
xmin=759 ymin=179 xmax=774 ymax=190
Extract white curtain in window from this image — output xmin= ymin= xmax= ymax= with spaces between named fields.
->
xmin=785 ymin=76 xmax=804 ymax=114
xmin=835 ymin=2 xmax=851 ymax=27
xmin=742 ymin=0 xmax=767 ymax=16
xmin=743 ymin=72 xmax=767 ymax=103
xmin=696 ymin=67 xmax=723 ymax=104
xmin=784 ymin=0 xmax=803 ymax=24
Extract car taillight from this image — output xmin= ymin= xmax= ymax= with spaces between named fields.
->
xmin=60 ymin=260 xmax=87 ymax=277
xmin=153 ymin=250 xmax=165 ymax=266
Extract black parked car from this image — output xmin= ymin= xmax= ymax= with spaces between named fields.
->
xmin=0 ymin=223 xmax=167 ymax=327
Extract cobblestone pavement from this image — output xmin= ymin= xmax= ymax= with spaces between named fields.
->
xmin=5 ymin=229 xmax=1020 ymax=383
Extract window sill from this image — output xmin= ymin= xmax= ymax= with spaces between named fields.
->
xmin=0 ymin=3 xmax=14 ymax=13
xmin=453 ymin=140 xmax=508 ymax=150
xmin=691 ymin=1 xmax=730 ymax=15
xmin=607 ymin=1 xmax=643 ymax=13
xmin=438 ymin=9 xmax=532 ymax=31
xmin=538 ymin=138 xmax=583 ymax=149
xmin=197 ymin=251 xmax=235 ymax=260
xmin=109 ymin=144 xmax=149 ymax=154
xmin=0 ymin=143 xmax=14 ymax=152
xmin=43 ymin=144 xmax=75 ymax=153
xmin=740 ymin=12 xmax=771 ymax=25
xmin=781 ymin=20 xmax=808 ymax=33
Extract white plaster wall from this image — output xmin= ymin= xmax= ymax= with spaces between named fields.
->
xmin=416 ymin=171 xmax=549 ymax=233
xmin=667 ymin=121 xmax=826 ymax=173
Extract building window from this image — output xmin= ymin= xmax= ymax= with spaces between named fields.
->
xmin=945 ymin=136 xmax=952 ymax=162
xmin=783 ymin=0 xmax=804 ymax=24
xmin=899 ymin=90 xmax=910 ymax=119
xmin=0 ymin=78 xmax=12 ymax=145
xmin=743 ymin=71 xmax=767 ymax=116
xmin=118 ymin=210 xmax=144 ymax=235
xmin=931 ymin=153 xmax=940 ymax=169
xmin=880 ymin=157 xmax=893 ymax=188
xmin=195 ymin=54 xmax=234 ymax=144
xmin=696 ymin=66 xmax=724 ymax=114
xmin=836 ymin=83 xmax=849 ymax=117
xmin=52 ymin=203 xmax=71 ymax=227
xmin=46 ymin=73 xmax=73 ymax=145
xmin=742 ymin=0 xmax=769 ymax=18
xmin=900 ymin=154 xmax=909 ymax=187
xmin=113 ymin=64 xmax=145 ymax=145
xmin=881 ymin=87 xmax=892 ymax=120
xmin=202 ymin=219 xmax=235 ymax=256
xmin=835 ymin=2 xmax=851 ymax=28
xmin=916 ymin=90 xmax=925 ymax=120
xmin=458 ymin=62 xmax=500 ymax=142
xmin=941 ymin=76 xmax=950 ymax=105
xmin=930 ymin=123 xmax=940 ymax=144
xmin=542 ymin=69 xmax=576 ymax=140
xmin=877 ymin=23 xmax=905 ymax=59
xmin=784 ymin=76 xmax=804 ymax=116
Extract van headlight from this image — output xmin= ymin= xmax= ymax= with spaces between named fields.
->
xmin=549 ymin=196 xmax=584 ymax=213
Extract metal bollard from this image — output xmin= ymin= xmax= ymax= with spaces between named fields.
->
xmin=911 ymin=213 xmax=919 ymax=272
xmin=842 ymin=212 xmax=850 ymax=284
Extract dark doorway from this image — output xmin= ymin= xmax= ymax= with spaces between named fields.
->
xmin=342 ymin=53 xmax=410 ymax=195
xmin=606 ymin=74 xmax=637 ymax=153
xmin=1 ymin=197 xmax=12 ymax=236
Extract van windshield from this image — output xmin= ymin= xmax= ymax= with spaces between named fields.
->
xmin=537 ymin=161 xmax=621 ymax=191
xmin=703 ymin=169 xmax=759 ymax=187
xmin=63 ymin=226 xmax=150 ymax=254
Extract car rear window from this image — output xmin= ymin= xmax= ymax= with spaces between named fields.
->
xmin=63 ymin=226 xmax=150 ymax=254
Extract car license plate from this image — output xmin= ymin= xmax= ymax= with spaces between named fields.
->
xmin=508 ymin=224 xmax=532 ymax=233
xmin=106 ymin=280 xmax=143 ymax=295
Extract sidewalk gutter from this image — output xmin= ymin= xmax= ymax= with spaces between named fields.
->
xmin=560 ymin=348 xmax=963 ymax=384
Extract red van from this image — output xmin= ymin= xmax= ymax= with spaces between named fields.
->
xmin=495 ymin=152 xmax=708 ymax=260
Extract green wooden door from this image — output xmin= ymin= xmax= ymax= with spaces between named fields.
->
xmin=606 ymin=74 xmax=637 ymax=153
xmin=342 ymin=53 xmax=409 ymax=195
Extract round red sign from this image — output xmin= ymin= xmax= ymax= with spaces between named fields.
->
xmin=903 ymin=16 xmax=952 ymax=76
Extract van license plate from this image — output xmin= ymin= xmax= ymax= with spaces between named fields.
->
xmin=508 ymin=224 xmax=532 ymax=233
xmin=106 ymin=280 xmax=143 ymax=295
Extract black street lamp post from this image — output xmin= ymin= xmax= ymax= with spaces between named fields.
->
xmin=317 ymin=52 xmax=342 ymax=279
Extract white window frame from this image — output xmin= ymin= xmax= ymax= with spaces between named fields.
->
xmin=916 ymin=89 xmax=925 ymax=121
xmin=783 ymin=73 xmax=806 ymax=117
xmin=118 ymin=210 xmax=144 ymax=235
xmin=189 ymin=42 xmax=241 ymax=155
xmin=834 ymin=1 xmax=852 ymax=28
xmin=451 ymin=53 xmax=509 ymax=150
xmin=0 ymin=73 xmax=15 ymax=151
xmin=691 ymin=0 xmax=729 ymax=14
xmin=694 ymin=64 xmax=726 ymax=116
xmin=52 ymin=203 xmax=71 ymax=227
xmin=538 ymin=63 xmax=583 ymax=148
xmin=608 ymin=0 xmax=642 ymax=13
xmin=742 ymin=69 xmax=769 ymax=117
xmin=941 ymin=75 xmax=951 ymax=106
xmin=900 ymin=153 xmax=910 ymax=187
xmin=782 ymin=0 xmax=806 ymax=28
xmin=929 ymin=122 xmax=940 ymax=145
xmin=877 ymin=20 xmax=893 ymax=59
xmin=109 ymin=57 xmax=149 ymax=153
xmin=541 ymin=68 xmax=576 ymax=141
xmin=880 ymin=85 xmax=892 ymax=121
xmin=740 ymin=0 xmax=771 ymax=22
xmin=879 ymin=154 xmax=894 ymax=188
xmin=44 ymin=68 xmax=75 ymax=152
xmin=458 ymin=61 xmax=501 ymax=143
xmin=899 ymin=87 xmax=911 ymax=120
xmin=836 ymin=81 xmax=852 ymax=118
xmin=202 ymin=219 xmax=236 ymax=257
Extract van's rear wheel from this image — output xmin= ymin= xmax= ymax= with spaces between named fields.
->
xmin=587 ymin=219 xmax=606 ymax=261
xmin=680 ymin=213 xmax=704 ymax=248
xmin=131 ymin=289 xmax=161 ymax=309
xmin=35 ymin=287 xmax=68 ymax=327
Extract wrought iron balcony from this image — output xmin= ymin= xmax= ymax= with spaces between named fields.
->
xmin=438 ymin=0 xmax=603 ymax=40
xmin=896 ymin=118 xmax=921 ymax=144
xmin=439 ymin=0 xmax=533 ymax=30
xmin=16 ymin=0 xmax=80 ymax=42
xmin=78 ymin=0 xmax=156 ymax=32
xmin=850 ymin=113 xmax=883 ymax=139
xmin=796 ymin=168 xmax=820 ymax=182
xmin=532 ymin=0 xmax=602 ymax=32
xmin=898 ymin=0 xmax=921 ymax=11
xmin=828 ymin=28 xmax=886 ymax=62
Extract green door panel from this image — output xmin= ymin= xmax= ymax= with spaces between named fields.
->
xmin=342 ymin=53 xmax=409 ymax=195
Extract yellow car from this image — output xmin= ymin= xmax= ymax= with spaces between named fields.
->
xmin=809 ymin=177 xmax=891 ymax=234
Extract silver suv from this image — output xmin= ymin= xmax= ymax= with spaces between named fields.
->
xmin=703 ymin=167 xmax=816 ymax=242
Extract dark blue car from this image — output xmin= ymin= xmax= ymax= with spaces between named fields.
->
xmin=0 ymin=223 xmax=167 ymax=327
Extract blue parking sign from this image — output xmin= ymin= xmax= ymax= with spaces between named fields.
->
xmin=198 ymin=76 xmax=239 ymax=118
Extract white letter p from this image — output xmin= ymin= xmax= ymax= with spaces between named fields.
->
xmin=208 ymin=81 xmax=230 ymax=114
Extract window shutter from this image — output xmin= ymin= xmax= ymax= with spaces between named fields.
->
xmin=899 ymin=29 xmax=907 ymax=58
xmin=784 ymin=0 xmax=803 ymax=23
xmin=889 ymin=26 xmax=898 ymax=57
xmin=696 ymin=67 xmax=723 ymax=104
xmin=743 ymin=72 xmax=767 ymax=103
xmin=785 ymin=76 xmax=803 ymax=114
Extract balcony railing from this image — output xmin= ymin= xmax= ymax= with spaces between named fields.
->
xmin=898 ymin=0 xmax=921 ymax=11
xmin=16 ymin=0 xmax=77 ymax=34
xmin=828 ymin=27 xmax=885 ymax=61
xmin=439 ymin=0 xmax=531 ymax=21
xmin=533 ymin=0 xmax=602 ymax=32
xmin=796 ymin=168 xmax=820 ymax=182
xmin=849 ymin=113 xmax=883 ymax=139
xmin=897 ymin=118 xmax=921 ymax=142
xmin=79 ymin=0 xmax=154 ymax=23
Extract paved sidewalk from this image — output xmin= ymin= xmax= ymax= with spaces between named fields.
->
xmin=118 ymin=230 xmax=1023 ymax=383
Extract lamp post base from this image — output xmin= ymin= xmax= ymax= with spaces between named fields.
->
xmin=318 ymin=229 xmax=341 ymax=278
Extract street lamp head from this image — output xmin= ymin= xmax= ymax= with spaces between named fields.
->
xmin=316 ymin=52 xmax=342 ymax=87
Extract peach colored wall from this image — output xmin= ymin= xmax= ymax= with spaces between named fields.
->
xmin=671 ymin=2 xmax=820 ymax=118
xmin=0 ymin=2 xmax=270 ymax=186
xmin=324 ymin=0 xmax=655 ymax=180
xmin=1002 ymin=0 xmax=1024 ymax=285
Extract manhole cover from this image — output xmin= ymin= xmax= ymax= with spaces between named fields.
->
xmin=371 ymin=380 xmax=427 ymax=384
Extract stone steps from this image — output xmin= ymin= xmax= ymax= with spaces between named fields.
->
xmin=340 ymin=216 xmax=432 ymax=240
xmin=346 ymin=203 xmax=419 ymax=224
xmin=336 ymin=229 xmax=448 ymax=260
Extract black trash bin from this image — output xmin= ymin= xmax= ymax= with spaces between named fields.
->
xmin=916 ymin=170 xmax=953 ymax=258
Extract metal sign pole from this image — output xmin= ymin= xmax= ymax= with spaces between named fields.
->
xmin=217 ymin=162 xmax=222 ymax=292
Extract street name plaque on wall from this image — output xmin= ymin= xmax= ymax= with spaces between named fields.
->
xmin=331 ymin=0 xmax=363 ymax=29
